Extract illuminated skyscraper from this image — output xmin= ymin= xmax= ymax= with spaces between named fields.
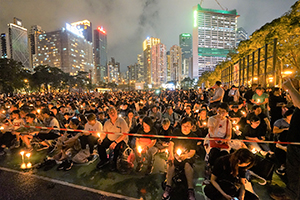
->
xmin=170 ymin=45 xmax=182 ymax=83
xmin=29 ymin=25 xmax=44 ymax=69
xmin=0 ymin=33 xmax=8 ymax=58
xmin=94 ymin=26 xmax=107 ymax=84
xmin=236 ymin=27 xmax=248 ymax=46
xmin=137 ymin=54 xmax=144 ymax=82
xmin=71 ymin=20 xmax=93 ymax=42
xmin=151 ymin=43 xmax=167 ymax=88
xmin=34 ymin=23 xmax=93 ymax=77
xmin=179 ymin=33 xmax=192 ymax=78
xmin=7 ymin=18 xmax=30 ymax=69
xmin=193 ymin=5 xmax=238 ymax=78
xmin=143 ymin=37 xmax=160 ymax=85
xmin=107 ymin=57 xmax=120 ymax=83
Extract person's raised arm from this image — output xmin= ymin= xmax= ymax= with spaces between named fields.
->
xmin=283 ymin=78 xmax=300 ymax=109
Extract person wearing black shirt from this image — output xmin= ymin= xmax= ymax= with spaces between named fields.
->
xmin=242 ymin=115 xmax=272 ymax=156
xmin=156 ymin=118 xmax=173 ymax=151
xmin=162 ymin=117 xmax=197 ymax=200
xmin=269 ymin=88 xmax=287 ymax=128
xmin=244 ymin=84 xmax=258 ymax=111
xmin=204 ymin=148 xmax=258 ymax=200
xmin=270 ymin=79 xmax=300 ymax=200
xmin=135 ymin=116 xmax=158 ymax=175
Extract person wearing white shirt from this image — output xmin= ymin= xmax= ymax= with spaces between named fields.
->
xmin=97 ymin=107 xmax=129 ymax=170
xmin=81 ymin=113 xmax=103 ymax=155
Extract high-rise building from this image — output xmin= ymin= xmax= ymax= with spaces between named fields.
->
xmin=193 ymin=5 xmax=238 ymax=78
xmin=0 ymin=33 xmax=8 ymax=58
xmin=170 ymin=45 xmax=182 ymax=83
xmin=34 ymin=23 xmax=93 ymax=77
xmin=94 ymin=26 xmax=108 ymax=84
xmin=71 ymin=20 xmax=93 ymax=42
xmin=143 ymin=37 xmax=160 ymax=85
xmin=6 ymin=18 xmax=30 ymax=69
xmin=107 ymin=57 xmax=120 ymax=83
xmin=179 ymin=33 xmax=193 ymax=79
xmin=166 ymin=51 xmax=171 ymax=81
xmin=236 ymin=27 xmax=248 ymax=46
xmin=127 ymin=63 xmax=138 ymax=82
xmin=29 ymin=25 xmax=45 ymax=69
xmin=137 ymin=54 xmax=144 ymax=82
xmin=151 ymin=43 xmax=167 ymax=88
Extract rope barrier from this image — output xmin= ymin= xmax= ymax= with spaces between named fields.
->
xmin=1 ymin=124 xmax=300 ymax=146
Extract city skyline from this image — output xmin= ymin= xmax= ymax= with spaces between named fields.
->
xmin=0 ymin=0 xmax=297 ymax=71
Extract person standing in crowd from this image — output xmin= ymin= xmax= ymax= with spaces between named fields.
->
xmin=210 ymin=81 xmax=225 ymax=106
xmin=273 ymin=109 xmax=293 ymax=176
xmin=270 ymin=78 xmax=300 ymax=200
xmin=162 ymin=117 xmax=197 ymax=200
xmin=204 ymin=148 xmax=258 ymax=200
xmin=228 ymin=85 xmax=240 ymax=103
xmin=97 ymin=107 xmax=129 ymax=170
xmin=244 ymin=83 xmax=258 ymax=111
xmin=269 ymin=88 xmax=287 ymax=128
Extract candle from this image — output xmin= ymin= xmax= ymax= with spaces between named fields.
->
xmin=203 ymin=122 xmax=207 ymax=126
xmin=257 ymin=99 xmax=261 ymax=103
xmin=37 ymin=109 xmax=41 ymax=114
xmin=165 ymin=149 xmax=168 ymax=154
xmin=97 ymin=133 xmax=101 ymax=138
xmin=20 ymin=151 xmax=25 ymax=163
xmin=236 ymin=126 xmax=239 ymax=131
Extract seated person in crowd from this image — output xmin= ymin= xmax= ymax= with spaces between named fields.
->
xmin=162 ymin=117 xmax=197 ymax=200
xmin=80 ymin=113 xmax=102 ymax=158
xmin=35 ymin=108 xmax=61 ymax=150
xmin=135 ymin=116 xmax=158 ymax=175
xmin=97 ymin=107 xmax=129 ymax=170
xmin=242 ymin=115 xmax=272 ymax=156
xmin=204 ymin=148 xmax=258 ymax=200
xmin=156 ymin=118 xmax=173 ymax=151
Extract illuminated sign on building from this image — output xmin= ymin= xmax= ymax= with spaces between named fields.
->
xmin=66 ymin=23 xmax=84 ymax=38
xmin=97 ymin=26 xmax=106 ymax=34
xmin=182 ymin=33 xmax=191 ymax=37
xmin=71 ymin=20 xmax=91 ymax=27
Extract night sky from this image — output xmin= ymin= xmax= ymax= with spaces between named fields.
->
xmin=0 ymin=0 xmax=297 ymax=71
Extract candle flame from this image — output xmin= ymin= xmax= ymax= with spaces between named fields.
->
xmin=25 ymin=153 xmax=31 ymax=158
xmin=236 ymin=126 xmax=239 ymax=130
xmin=27 ymin=162 xmax=32 ymax=168
xmin=97 ymin=133 xmax=101 ymax=138
xmin=137 ymin=146 xmax=143 ymax=154
xmin=177 ymin=148 xmax=182 ymax=156
xmin=0 ymin=126 xmax=4 ymax=130
xmin=251 ymin=148 xmax=257 ymax=154
xmin=37 ymin=109 xmax=41 ymax=114
xmin=21 ymin=163 xmax=26 ymax=169
xmin=165 ymin=149 xmax=168 ymax=154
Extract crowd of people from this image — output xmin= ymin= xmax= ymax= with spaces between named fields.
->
xmin=0 ymin=78 xmax=299 ymax=200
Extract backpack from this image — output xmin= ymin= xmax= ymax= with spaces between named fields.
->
xmin=116 ymin=144 xmax=135 ymax=174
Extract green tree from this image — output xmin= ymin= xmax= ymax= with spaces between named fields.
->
xmin=0 ymin=58 xmax=29 ymax=94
